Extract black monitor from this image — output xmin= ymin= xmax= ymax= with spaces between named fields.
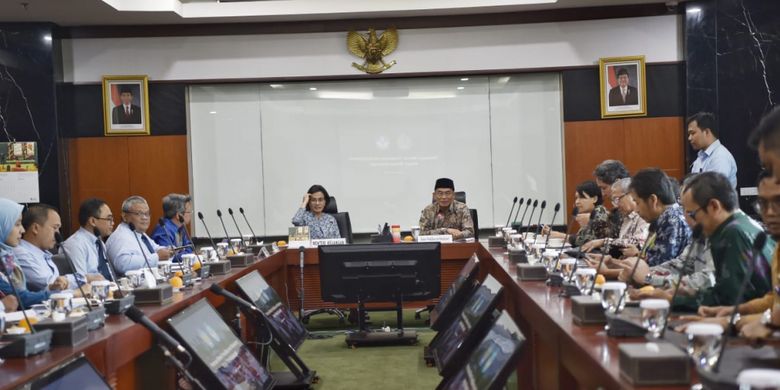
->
xmin=318 ymin=242 xmax=441 ymax=302
xmin=168 ymin=299 xmax=275 ymax=390
xmin=29 ymin=354 xmax=110 ymax=390
xmin=430 ymin=253 xmax=480 ymax=331
xmin=437 ymin=310 xmax=526 ymax=390
xmin=432 ymin=274 xmax=503 ymax=376
xmin=236 ymin=271 xmax=308 ymax=350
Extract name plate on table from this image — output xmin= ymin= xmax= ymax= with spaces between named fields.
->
xmin=417 ymin=235 xmax=453 ymax=243
xmin=311 ymin=238 xmax=347 ymax=246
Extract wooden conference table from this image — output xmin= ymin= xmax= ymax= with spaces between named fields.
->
xmin=1 ymin=242 xmax=696 ymax=389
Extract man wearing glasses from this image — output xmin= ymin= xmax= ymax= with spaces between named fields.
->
xmin=61 ymin=198 xmax=116 ymax=281
xmin=106 ymin=195 xmax=173 ymax=275
xmin=151 ymin=193 xmax=194 ymax=263
xmin=419 ymin=178 xmax=474 ymax=239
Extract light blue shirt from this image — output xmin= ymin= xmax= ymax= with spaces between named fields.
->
xmin=691 ymin=139 xmax=738 ymax=188
xmin=13 ymin=239 xmax=79 ymax=292
xmin=61 ymin=227 xmax=102 ymax=277
xmin=106 ymin=222 xmax=161 ymax=275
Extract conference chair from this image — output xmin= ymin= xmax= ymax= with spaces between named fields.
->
xmin=51 ymin=254 xmax=74 ymax=275
xmin=323 ymin=196 xmax=354 ymax=244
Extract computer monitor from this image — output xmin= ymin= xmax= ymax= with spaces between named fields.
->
xmin=168 ymin=299 xmax=275 ymax=390
xmin=29 ymin=354 xmax=110 ymax=390
xmin=437 ymin=311 xmax=526 ymax=390
xmin=235 ymin=271 xmax=308 ymax=350
xmin=430 ymin=253 xmax=480 ymax=331
xmin=432 ymin=274 xmax=503 ymax=375
xmin=319 ymin=242 xmax=441 ymax=303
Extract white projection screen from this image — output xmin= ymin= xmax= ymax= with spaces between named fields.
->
xmin=188 ymin=74 xmax=564 ymax=237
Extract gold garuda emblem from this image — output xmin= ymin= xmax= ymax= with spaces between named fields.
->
xmin=347 ymin=27 xmax=398 ymax=74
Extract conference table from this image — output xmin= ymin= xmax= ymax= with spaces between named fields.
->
xmin=0 ymin=241 xmax=705 ymax=389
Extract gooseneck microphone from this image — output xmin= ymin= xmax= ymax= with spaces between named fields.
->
xmin=227 ymin=208 xmax=246 ymax=245
xmin=511 ymin=197 xmax=525 ymax=226
xmin=299 ymin=246 xmax=306 ymax=318
xmin=659 ymin=226 xmax=704 ymax=339
xmin=238 ymin=207 xmax=259 ymax=244
xmin=196 ymin=212 xmax=218 ymax=250
xmin=1 ymin=253 xmax=37 ymax=333
xmin=54 ymin=232 xmax=93 ymax=313
xmin=125 ymin=306 xmax=188 ymax=354
xmin=127 ymin=222 xmax=158 ymax=283
xmin=178 ymin=214 xmax=204 ymax=272
xmin=532 ymin=200 xmax=548 ymax=241
xmin=158 ymin=218 xmax=178 ymax=254
xmin=209 ymin=283 xmax=262 ymax=314
xmin=523 ymin=200 xmax=539 ymax=237
xmin=93 ymin=227 xmax=124 ymax=297
xmin=543 ymin=203 xmax=562 ymax=248
xmin=615 ymin=233 xmax=658 ymax=313
xmin=515 ymin=198 xmax=532 ymax=229
xmin=713 ymin=231 xmax=767 ymax=373
xmin=216 ymin=209 xmax=233 ymax=244
xmin=505 ymin=197 xmax=519 ymax=228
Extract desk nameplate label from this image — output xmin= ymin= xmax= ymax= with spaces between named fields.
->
xmin=417 ymin=235 xmax=453 ymax=243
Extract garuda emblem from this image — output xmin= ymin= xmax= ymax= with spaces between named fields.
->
xmin=347 ymin=27 xmax=398 ymax=74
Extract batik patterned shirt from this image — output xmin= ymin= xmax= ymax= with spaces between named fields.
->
xmin=419 ymin=200 xmax=474 ymax=238
xmin=291 ymin=209 xmax=341 ymax=239
xmin=571 ymin=205 xmax=611 ymax=247
xmin=645 ymin=203 xmax=691 ymax=267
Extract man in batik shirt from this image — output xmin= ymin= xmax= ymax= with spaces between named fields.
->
xmin=419 ymin=178 xmax=474 ymax=239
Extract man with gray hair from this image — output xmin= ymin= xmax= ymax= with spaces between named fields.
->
xmin=106 ymin=195 xmax=173 ymax=275
xmin=593 ymin=159 xmax=630 ymax=239
xmin=151 ymin=193 xmax=193 ymax=262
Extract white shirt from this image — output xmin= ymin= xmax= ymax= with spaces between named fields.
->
xmin=14 ymin=239 xmax=78 ymax=291
xmin=61 ymin=227 xmax=101 ymax=277
xmin=691 ymin=139 xmax=738 ymax=188
xmin=106 ymin=222 xmax=161 ymax=275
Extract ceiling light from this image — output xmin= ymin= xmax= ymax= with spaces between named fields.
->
xmin=309 ymin=87 xmax=317 ymax=91
xmin=460 ymin=78 xmax=469 ymax=81
xmin=457 ymin=86 xmax=465 ymax=90
xmin=687 ymin=7 xmax=701 ymax=13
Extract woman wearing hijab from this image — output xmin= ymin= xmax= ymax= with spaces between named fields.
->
xmin=0 ymin=198 xmax=50 ymax=310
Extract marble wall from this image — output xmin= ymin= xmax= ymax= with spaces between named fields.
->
xmin=0 ymin=24 xmax=61 ymax=209
xmin=685 ymin=0 xmax=780 ymax=194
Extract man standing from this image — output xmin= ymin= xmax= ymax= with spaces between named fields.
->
xmin=151 ymin=193 xmax=194 ymax=263
xmin=419 ymin=178 xmax=474 ymax=239
xmin=111 ymin=85 xmax=142 ymax=124
xmin=61 ymin=198 xmax=116 ymax=281
xmin=608 ymin=68 xmax=638 ymax=106
xmin=688 ymin=112 xmax=738 ymax=188
xmin=106 ymin=196 xmax=173 ymax=275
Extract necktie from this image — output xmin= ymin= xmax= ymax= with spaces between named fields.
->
xmin=140 ymin=235 xmax=155 ymax=254
xmin=125 ymin=107 xmax=130 ymax=116
xmin=96 ymin=237 xmax=113 ymax=281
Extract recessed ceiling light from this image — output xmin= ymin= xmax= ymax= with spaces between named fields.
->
xmin=209 ymin=111 xmax=217 ymax=114
xmin=43 ymin=34 xmax=52 ymax=42
xmin=687 ymin=7 xmax=701 ymax=13
xmin=460 ymin=78 xmax=469 ymax=81
xmin=457 ymin=86 xmax=465 ymax=90
xmin=309 ymin=87 xmax=318 ymax=91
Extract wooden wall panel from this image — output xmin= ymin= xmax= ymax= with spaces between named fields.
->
xmin=65 ymin=135 xmax=188 ymax=235
xmin=66 ymin=137 xmax=130 ymax=233
xmin=564 ymin=116 xmax=685 ymax=218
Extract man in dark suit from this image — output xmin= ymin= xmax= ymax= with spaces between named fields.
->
xmin=608 ymin=68 xmax=638 ymax=106
xmin=111 ymin=86 xmax=142 ymax=124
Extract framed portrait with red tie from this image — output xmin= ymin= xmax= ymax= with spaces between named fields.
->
xmin=102 ymin=75 xmax=150 ymax=136
xmin=598 ymin=56 xmax=647 ymax=118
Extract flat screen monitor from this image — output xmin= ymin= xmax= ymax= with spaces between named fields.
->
xmin=430 ymin=253 xmax=480 ymax=330
xmin=168 ymin=299 xmax=275 ymax=390
xmin=437 ymin=310 xmax=526 ymax=390
xmin=319 ymin=242 xmax=441 ymax=303
xmin=29 ymin=355 xmax=110 ymax=390
xmin=432 ymin=274 xmax=503 ymax=374
xmin=236 ymin=271 xmax=308 ymax=350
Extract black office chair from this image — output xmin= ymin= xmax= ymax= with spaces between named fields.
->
xmin=52 ymin=254 xmax=74 ymax=275
xmin=322 ymin=196 xmax=353 ymax=243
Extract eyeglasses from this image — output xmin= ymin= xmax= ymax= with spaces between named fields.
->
xmin=126 ymin=211 xmax=151 ymax=218
xmin=611 ymin=194 xmax=627 ymax=205
xmin=753 ymin=198 xmax=780 ymax=214
xmin=95 ymin=216 xmax=114 ymax=222
xmin=435 ymin=191 xmax=454 ymax=198
xmin=686 ymin=207 xmax=702 ymax=220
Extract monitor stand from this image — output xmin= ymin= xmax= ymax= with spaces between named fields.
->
xmin=345 ymin=298 xmax=418 ymax=348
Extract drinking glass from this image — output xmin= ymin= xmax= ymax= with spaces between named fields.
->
xmin=737 ymin=368 xmax=780 ymax=389
xmin=640 ymin=299 xmax=670 ymax=338
xmin=559 ymin=258 xmax=577 ymax=280
xmin=229 ymin=238 xmax=242 ymax=254
xmin=494 ymin=225 xmax=504 ymax=237
xmin=216 ymin=242 xmax=229 ymax=258
xmin=685 ymin=322 xmax=724 ymax=371
xmin=574 ymin=268 xmax=597 ymax=295
xmin=91 ymin=280 xmax=111 ymax=304
xmin=157 ymin=261 xmax=172 ymax=279
xmin=600 ymin=282 xmax=627 ymax=314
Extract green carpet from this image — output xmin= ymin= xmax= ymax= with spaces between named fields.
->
xmin=270 ymin=310 xmax=443 ymax=389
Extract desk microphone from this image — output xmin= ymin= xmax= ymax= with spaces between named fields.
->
xmin=92 ymin=227 xmax=124 ymax=297
xmin=209 ymin=283 xmax=261 ymax=314
xmin=298 ymin=246 xmax=306 ymax=318
xmin=158 ymin=218 xmax=180 ymax=261
xmin=532 ymin=201 xmax=547 ymax=243
xmin=54 ymin=232 xmax=93 ymax=313
xmin=216 ymin=209 xmax=233 ymax=244
xmin=614 ymin=233 xmax=657 ymax=313
xmin=125 ymin=306 xmax=188 ymax=355
xmin=543 ymin=203 xmax=562 ymax=248
xmin=504 ymin=197 xmax=518 ymax=228
xmin=178 ymin=214 xmax=204 ymax=272
xmin=227 ymin=208 xmax=246 ymax=246
xmin=238 ymin=207 xmax=259 ymax=244
xmin=1 ymin=253 xmax=37 ymax=333
xmin=523 ymin=200 xmax=539 ymax=238
xmin=659 ymin=226 xmax=704 ymax=339
xmin=197 ymin=212 xmax=218 ymax=250
xmin=587 ymin=252 xmax=607 ymax=293
xmin=514 ymin=198 xmax=531 ymax=228
xmin=127 ymin=222 xmax=158 ymax=282
xmin=713 ymin=231 xmax=767 ymax=373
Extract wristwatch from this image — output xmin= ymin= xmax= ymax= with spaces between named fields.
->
xmin=760 ymin=309 xmax=778 ymax=329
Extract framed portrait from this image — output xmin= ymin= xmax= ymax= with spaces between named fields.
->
xmin=599 ymin=56 xmax=647 ymax=118
xmin=102 ymin=75 xmax=150 ymax=136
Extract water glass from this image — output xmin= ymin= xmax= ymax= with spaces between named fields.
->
xmin=737 ymin=368 xmax=780 ymax=389
xmin=685 ymin=322 xmax=724 ymax=371
xmin=600 ymin=282 xmax=627 ymax=313
xmin=229 ymin=238 xmax=242 ymax=254
xmin=640 ymin=299 xmax=670 ymax=338
xmin=181 ymin=254 xmax=197 ymax=272
xmin=91 ymin=280 xmax=111 ymax=304
xmin=509 ymin=234 xmax=523 ymax=250
xmin=31 ymin=302 xmax=50 ymax=318
xmin=410 ymin=226 xmax=421 ymax=241
xmin=158 ymin=261 xmax=172 ymax=279
xmin=574 ymin=268 xmax=597 ymax=295
xmin=559 ymin=258 xmax=577 ymax=280
xmin=216 ymin=242 xmax=229 ymax=258
xmin=200 ymin=246 xmax=215 ymax=262
xmin=243 ymin=234 xmax=253 ymax=247
xmin=126 ymin=270 xmax=144 ymax=288
xmin=50 ymin=292 xmax=73 ymax=322
xmin=543 ymin=255 xmax=559 ymax=274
